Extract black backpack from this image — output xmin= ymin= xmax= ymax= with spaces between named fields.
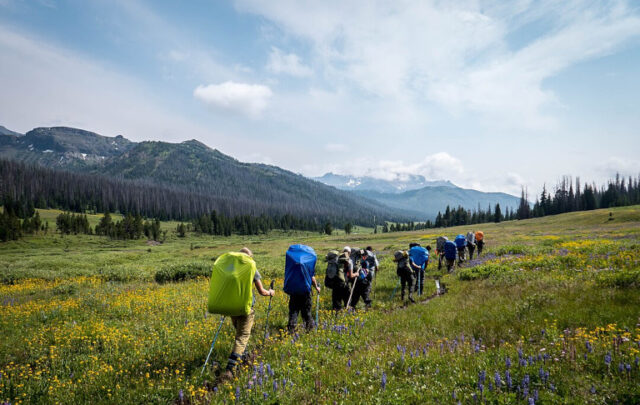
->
xmin=324 ymin=250 xmax=345 ymax=288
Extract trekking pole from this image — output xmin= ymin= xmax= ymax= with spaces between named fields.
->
xmin=263 ymin=280 xmax=275 ymax=342
xmin=346 ymin=276 xmax=358 ymax=309
xmin=390 ymin=278 xmax=401 ymax=300
xmin=315 ymin=288 xmax=320 ymax=330
xmin=201 ymin=315 xmax=225 ymax=375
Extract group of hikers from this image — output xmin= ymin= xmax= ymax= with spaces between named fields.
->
xmin=206 ymin=232 xmax=485 ymax=380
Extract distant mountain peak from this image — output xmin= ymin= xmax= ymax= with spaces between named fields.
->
xmin=314 ymin=172 xmax=455 ymax=194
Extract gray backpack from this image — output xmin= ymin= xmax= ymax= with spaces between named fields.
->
xmin=466 ymin=232 xmax=476 ymax=245
xmin=324 ymin=250 xmax=344 ymax=288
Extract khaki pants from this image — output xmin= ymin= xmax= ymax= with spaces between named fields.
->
xmin=230 ymin=310 xmax=255 ymax=355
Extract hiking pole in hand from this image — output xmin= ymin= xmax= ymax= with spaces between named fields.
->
xmin=201 ymin=315 xmax=225 ymax=375
xmin=315 ymin=288 xmax=320 ymax=330
xmin=263 ymin=280 xmax=275 ymax=342
xmin=346 ymin=276 xmax=358 ymax=309
xmin=390 ymin=278 xmax=401 ymax=300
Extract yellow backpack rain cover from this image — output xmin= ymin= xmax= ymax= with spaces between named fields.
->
xmin=207 ymin=252 xmax=256 ymax=316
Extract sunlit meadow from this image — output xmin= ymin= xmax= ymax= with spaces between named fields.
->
xmin=1 ymin=206 xmax=639 ymax=404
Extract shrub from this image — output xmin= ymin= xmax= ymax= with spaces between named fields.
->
xmin=458 ymin=263 xmax=512 ymax=281
xmin=596 ymin=269 xmax=640 ymax=288
xmin=491 ymin=244 xmax=530 ymax=256
xmin=154 ymin=263 xmax=210 ymax=284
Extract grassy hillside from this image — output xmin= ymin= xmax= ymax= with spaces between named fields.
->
xmin=1 ymin=206 xmax=639 ymax=404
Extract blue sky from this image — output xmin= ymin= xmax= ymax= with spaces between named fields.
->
xmin=1 ymin=0 xmax=639 ymax=196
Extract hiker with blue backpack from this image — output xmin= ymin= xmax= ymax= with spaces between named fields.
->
xmin=205 ymin=247 xmax=275 ymax=381
xmin=409 ymin=243 xmax=429 ymax=296
xmin=284 ymin=244 xmax=320 ymax=332
xmin=436 ymin=236 xmax=448 ymax=270
xmin=443 ymin=239 xmax=458 ymax=272
xmin=454 ymin=234 xmax=467 ymax=265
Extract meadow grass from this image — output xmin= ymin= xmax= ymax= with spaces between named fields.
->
xmin=1 ymin=206 xmax=639 ymax=404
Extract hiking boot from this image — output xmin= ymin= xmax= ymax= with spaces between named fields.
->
xmin=409 ymin=297 xmax=416 ymax=303
xmin=219 ymin=370 xmax=234 ymax=383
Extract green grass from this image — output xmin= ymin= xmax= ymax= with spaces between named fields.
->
xmin=1 ymin=206 xmax=639 ymax=404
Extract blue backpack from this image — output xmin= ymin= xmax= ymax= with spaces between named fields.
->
xmin=409 ymin=246 xmax=429 ymax=268
xmin=284 ymin=244 xmax=317 ymax=295
xmin=444 ymin=240 xmax=457 ymax=260
xmin=455 ymin=234 xmax=467 ymax=248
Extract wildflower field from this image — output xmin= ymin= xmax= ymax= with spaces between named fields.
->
xmin=1 ymin=206 xmax=639 ymax=404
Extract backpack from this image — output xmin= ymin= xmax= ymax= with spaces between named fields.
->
xmin=436 ymin=236 xmax=448 ymax=253
xmin=475 ymin=231 xmax=484 ymax=241
xmin=393 ymin=250 xmax=408 ymax=262
xmin=454 ymin=234 xmax=467 ymax=248
xmin=207 ymin=252 xmax=256 ymax=316
xmin=409 ymin=246 xmax=429 ymax=267
xmin=284 ymin=244 xmax=317 ymax=295
xmin=466 ymin=232 xmax=476 ymax=245
xmin=444 ymin=240 xmax=457 ymax=260
xmin=324 ymin=250 xmax=344 ymax=288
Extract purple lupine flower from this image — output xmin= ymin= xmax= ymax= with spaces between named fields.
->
xmin=259 ymin=362 xmax=264 ymax=376
xmin=626 ymin=364 xmax=631 ymax=373
xmin=235 ymin=386 xmax=240 ymax=398
xmin=541 ymin=329 xmax=546 ymax=336
xmin=528 ymin=397 xmax=535 ymax=405
xmin=505 ymin=370 xmax=512 ymax=389
xmin=590 ymin=385 xmax=596 ymax=394
xmin=179 ymin=389 xmax=184 ymax=402
xmin=263 ymin=392 xmax=268 ymax=400
xmin=636 ymin=357 xmax=639 ymax=367
xmin=356 ymin=371 xmax=361 ymax=376
xmin=534 ymin=389 xmax=539 ymax=401
xmin=618 ymin=363 xmax=624 ymax=372
xmin=506 ymin=357 xmax=512 ymax=369
xmin=257 ymin=377 xmax=263 ymax=386
xmin=523 ymin=374 xmax=530 ymax=387
xmin=478 ymin=383 xmax=484 ymax=393
xmin=474 ymin=344 xmax=480 ymax=353
xmin=452 ymin=390 xmax=457 ymax=400
xmin=584 ymin=353 xmax=588 ymax=360
xmin=494 ymin=371 xmax=501 ymax=388
xmin=407 ymin=367 xmax=412 ymax=374
xmin=585 ymin=341 xmax=593 ymax=353
xmin=523 ymin=387 xmax=529 ymax=398
xmin=478 ymin=370 xmax=486 ymax=384
xmin=347 ymin=359 xmax=351 ymax=368
xmin=605 ymin=352 xmax=611 ymax=366
xmin=213 ymin=386 xmax=218 ymax=393
xmin=539 ymin=367 xmax=544 ymax=379
xmin=381 ymin=372 xmax=387 ymax=390
xmin=273 ymin=380 xmax=278 ymax=392
xmin=518 ymin=348 xmax=524 ymax=359
xmin=549 ymin=383 xmax=556 ymax=392
xmin=488 ymin=381 xmax=493 ymax=392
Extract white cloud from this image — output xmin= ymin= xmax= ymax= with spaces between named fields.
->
xmin=267 ymin=47 xmax=313 ymax=77
xmin=236 ymin=0 xmax=640 ymax=129
xmin=194 ymin=81 xmax=273 ymax=118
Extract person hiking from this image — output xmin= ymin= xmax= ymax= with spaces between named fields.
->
xmin=220 ymin=248 xmax=274 ymax=380
xmin=351 ymin=249 xmax=373 ymax=308
xmin=393 ymin=250 xmax=415 ymax=303
xmin=454 ymin=234 xmax=467 ymax=265
xmin=345 ymin=248 xmax=363 ymax=308
xmin=436 ymin=236 xmax=448 ymax=270
xmin=365 ymin=246 xmax=379 ymax=276
xmin=284 ymin=245 xmax=320 ymax=333
xmin=466 ymin=231 xmax=476 ymax=260
xmin=325 ymin=250 xmax=348 ymax=311
xmin=333 ymin=247 xmax=353 ymax=310
xmin=443 ymin=240 xmax=457 ymax=272
xmin=475 ymin=231 xmax=485 ymax=256
xmin=409 ymin=243 xmax=429 ymax=295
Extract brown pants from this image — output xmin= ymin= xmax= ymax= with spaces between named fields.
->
xmin=231 ymin=310 xmax=255 ymax=356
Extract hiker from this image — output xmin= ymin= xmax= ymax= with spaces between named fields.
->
xmin=436 ymin=236 xmax=448 ymax=270
xmin=466 ymin=231 xmax=476 ymax=260
xmin=351 ymin=249 xmax=373 ymax=308
xmin=325 ymin=250 xmax=348 ymax=311
xmin=284 ymin=244 xmax=320 ymax=333
xmin=212 ymin=248 xmax=274 ymax=379
xmin=454 ymin=234 xmax=467 ymax=264
xmin=345 ymin=248 xmax=363 ymax=308
xmin=443 ymin=240 xmax=457 ymax=272
xmin=393 ymin=250 xmax=415 ymax=303
xmin=409 ymin=243 xmax=429 ymax=295
xmin=475 ymin=231 xmax=485 ymax=256
xmin=365 ymin=246 xmax=379 ymax=276
xmin=333 ymin=247 xmax=353 ymax=310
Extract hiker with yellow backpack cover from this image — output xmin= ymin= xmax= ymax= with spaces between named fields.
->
xmin=204 ymin=247 xmax=275 ymax=381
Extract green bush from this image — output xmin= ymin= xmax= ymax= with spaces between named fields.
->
xmin=596 ymin=269 xmax=640 ymax=288
xmin=154 ymin=262 xmax=210 ymax=284
xmin=458 ymin=263 xmax=512 ymax=280
xmin=97 ymin=266 xmax=142 ymax=282
xmin=491 ymin=244 xmax=530 ymax=256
